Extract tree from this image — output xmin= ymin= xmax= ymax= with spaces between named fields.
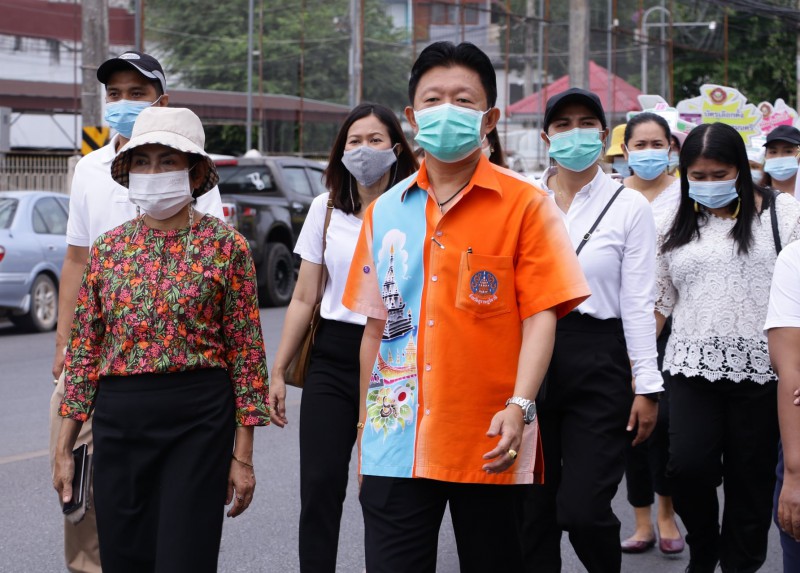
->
xmin=672 ymin=8 xmax=796 ymax=107
xmin=146 ymin=0 xmax=411 ymax=154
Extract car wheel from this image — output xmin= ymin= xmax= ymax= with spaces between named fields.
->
xmin=258 ymin=242 xmax=296 ymax=307
xmin=11 ymin=274 xmax=58 ymax=332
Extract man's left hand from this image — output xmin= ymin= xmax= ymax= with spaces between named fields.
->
xmin=627 ymin=395 xmax=658 ymax=446
xmin=482 ymin=406 xmax=524 ymax=474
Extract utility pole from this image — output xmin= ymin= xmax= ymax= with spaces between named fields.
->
xmin=523 ymin=0 xmax=535 ymax=98
xmin=81 ymin=0 xmax=107 ymax=128
xmin=348 ymin=0 xmax=363 ymax=107
xmin=134 ymin=0 xmax=142 ymax=51
xmin=246 ymin=0 xmax=254 ymax=151
xmin=568 ymin=0 xmax=589 ymax=89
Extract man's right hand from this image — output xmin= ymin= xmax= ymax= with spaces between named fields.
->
xmin=52 ymin=346 xmax=66 ymax=381
xmin=53 ymin=448 xmax=74 ymax=504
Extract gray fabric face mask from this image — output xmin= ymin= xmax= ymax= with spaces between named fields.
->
xmin=341 ymin=146 xmax=397 ymax=187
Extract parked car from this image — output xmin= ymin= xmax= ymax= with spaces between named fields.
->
xmin=214 ymin=155 xmax=327 ymax=306
xmin=0 ymin=191 xmax=69 ymax=332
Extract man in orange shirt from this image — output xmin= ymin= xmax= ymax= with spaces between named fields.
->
xmin=343 ymin=41 xmax=590 ymax=572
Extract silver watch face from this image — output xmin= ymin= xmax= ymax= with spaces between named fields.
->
xmin=523 ymin=402 xmax=537 ymax=424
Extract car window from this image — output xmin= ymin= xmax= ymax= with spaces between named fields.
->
xmin=33 ymin=197 xmax=68 ymax=235
xmin=283 ymin=167 xmax=314 ymax=197
xmin=216 ymin=165 xmax=275 ymax=194
xmin=306 ymin=167 xmax=327 ymax=196
xmin=0 ymin=198 xmax=17 ymax=229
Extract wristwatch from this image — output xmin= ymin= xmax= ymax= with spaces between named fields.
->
xmin=505 ymin=397 xmax=537 ymax=424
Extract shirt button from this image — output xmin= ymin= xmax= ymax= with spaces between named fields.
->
xmin=425 ymin=409 xmax=431 ymax=415
xmin=428 ymin=320 xmax=434 ymax=327
xmin=431 ymin=275 xmax=438 ymax=282
xmin=436 ymin=231 xmax=443 ymax=237
xmin=425 ymin=364 xmax=432 ymax=371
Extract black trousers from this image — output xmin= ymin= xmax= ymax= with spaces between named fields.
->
xmin=668 ymin=373 xmax=778 ymax=573
xmin=519 ymin=313 xmax=633 ymax=573
xmin=92 ymin=368 xmax=235 ymax=573
xmin=298 ymin=318 xmax=364 ymax=573
xmin=360 ymin=476 xmax=526 ymax=573
xmin=624 ymin=320 xmax=672 ymax=506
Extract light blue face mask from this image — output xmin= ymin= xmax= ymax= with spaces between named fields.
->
xmin=626 ymin=148 xmax=670 ymax=181
xmin=413 ymin=103 xmax=488 ymax=163
xmin=612 ymin=157 xmax=629 ymax=176
xmin=688 ymin=176 xmax=739 ymax=209
xmin=763 ymin=156 xmax=799 ymax=182
xmin=751 ymin=169 xmax=764 ymax=185
xmin=104 ymin=97 xmax=161 ymax=138
xmin=668 ymin=151 xmax=680 ymax=171
xmin=547 ymin=128 xmax=604 ymax=172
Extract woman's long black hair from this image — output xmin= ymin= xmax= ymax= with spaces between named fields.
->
xmin=662 ymin=122 xmax=770 ymax=255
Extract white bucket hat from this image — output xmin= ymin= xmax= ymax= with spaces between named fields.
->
xmin=111 ymin=107 xmax=219 ymax=198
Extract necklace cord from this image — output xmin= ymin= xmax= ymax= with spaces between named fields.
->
xmin=437 ymin=181 xmax=470 ymax=208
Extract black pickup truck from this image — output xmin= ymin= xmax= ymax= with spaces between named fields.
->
xmin=214 ymin=156 xmax=327 ymax=307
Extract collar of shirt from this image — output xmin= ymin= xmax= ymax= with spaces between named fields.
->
xmin=401 ymin=154 xmax=504 ymax=203
xmin=538 ymin=165 xmax=608 ymax=199
xmin=99 ymin=134 xmax=122 ymax=166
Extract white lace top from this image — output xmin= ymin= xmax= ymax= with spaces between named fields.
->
xmin=656 ymin=192 xmax=800 ymax=383
xmin=650 ymin=179 xmax=681 ymax=225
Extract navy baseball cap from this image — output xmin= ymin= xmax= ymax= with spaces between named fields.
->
xmin=97 ymin=51 xmax=167 ymax=95
xmin=544 ymin=88 xmax=607 ymax=132
xmin=764 ymin=125 xmax=800 ymax=146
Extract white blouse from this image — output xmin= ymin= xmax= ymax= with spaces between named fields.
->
xmin=649 ymin=179 xmax=681 ymax=225
xmin=539 ymin=166 xmax=662 ymax=394
xmin=294 ymin=192 xmax=367 ymax=325
xmin=656 ymin=192 xmax=800 ymax=383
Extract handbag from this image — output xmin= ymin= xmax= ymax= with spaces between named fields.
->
xmin=284 ymin=199 xmax=333 ymax=388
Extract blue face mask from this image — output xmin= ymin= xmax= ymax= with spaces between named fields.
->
xmin=547 ymin=128 xmax=603 ymax=172
xmin=626 ymin=148 xmax=670 ymax=181
xmin=752 ymin=169 xmax=764 ymax=185
xmin=688 ymin=176 xmax=739 ymax=209
xmin=763 ymin=156 xmax=799 ymax=182
xmin=612 ymin=157 xmax=629 ymax=176
xmin=414 ymin=103 xmax=487 ymax=163
xmin=668 ymin=151 xmax=680 ymax=171
xmin=104 ymin=97 xmax=161 ymax=138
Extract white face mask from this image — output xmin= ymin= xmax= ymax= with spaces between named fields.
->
xmin=128 ymin=169 xmax=194 ymax=220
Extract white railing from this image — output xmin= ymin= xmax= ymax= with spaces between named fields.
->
xmin=0 ymin=155 xmax=75 ymax=193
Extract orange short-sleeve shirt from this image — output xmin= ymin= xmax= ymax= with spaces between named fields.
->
xmin=343 ymin=156 xmax=589 ymax=484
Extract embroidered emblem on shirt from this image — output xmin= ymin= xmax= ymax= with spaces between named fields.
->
xmin=469 ymin=270 xmax=499 ymax=305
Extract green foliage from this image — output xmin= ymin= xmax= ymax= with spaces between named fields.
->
xmin=673 ymin=9 xmax=797 ymax=107
xmin=146 ymin=0 xmax=411 ymax=152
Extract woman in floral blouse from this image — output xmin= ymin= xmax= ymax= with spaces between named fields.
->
xmin=53 ymin=107 xmax=269 ymax=573
xmin=656 ymin=122 xmax=800 ymax=573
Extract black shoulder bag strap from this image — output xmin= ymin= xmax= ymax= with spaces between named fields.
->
xmin=769 ymin=189 xmax=783 ymax=255
xmin=575 ymin=184 xmax=625 ymax=255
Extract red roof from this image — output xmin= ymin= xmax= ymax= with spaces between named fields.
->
xmin=506 ymin=61 xmax=642 ymax=117
xmin=0 ymin=0 xmax=134 ymax=45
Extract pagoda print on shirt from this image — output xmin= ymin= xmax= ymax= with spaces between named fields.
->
xmin=381 ymin=246 xmax=414 ymax=341
xmin=367 ymin=236 xmax=417 ymax=440
xmin=361 ymin=186 xmax=427 ymax=478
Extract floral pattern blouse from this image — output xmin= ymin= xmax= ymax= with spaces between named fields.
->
xmin=61 ymin=214 xmax=270 ymax=426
